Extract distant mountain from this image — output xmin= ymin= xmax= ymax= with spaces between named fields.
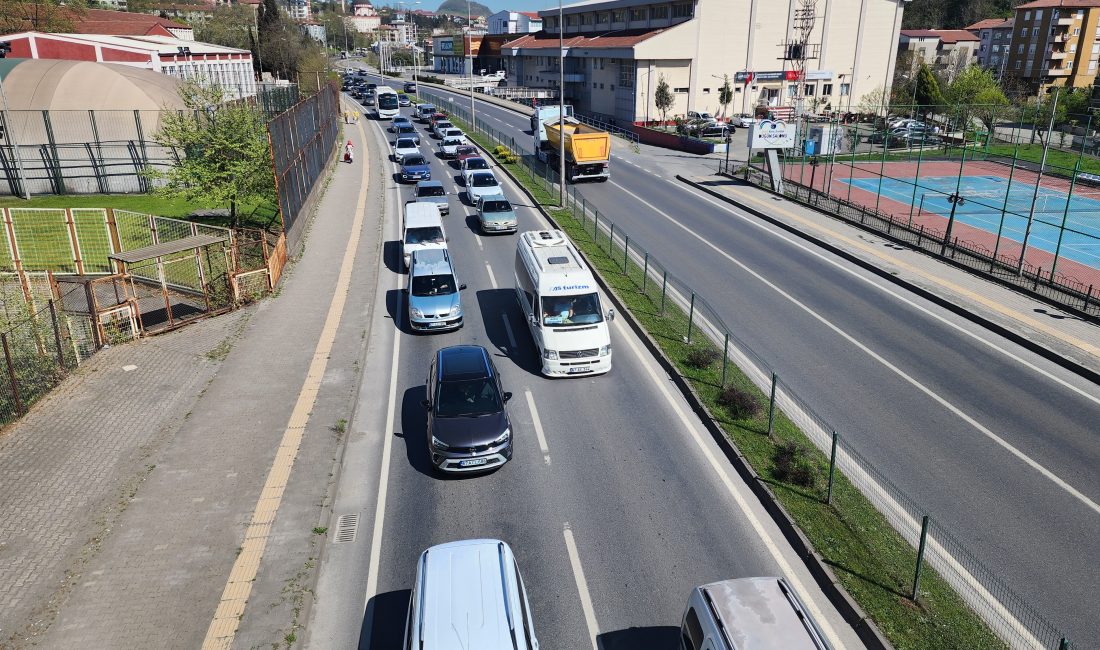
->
xmin=437 ymin=0 xmax=492 ymax=17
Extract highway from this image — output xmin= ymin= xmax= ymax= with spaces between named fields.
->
xmin=355 ymin=72 xmax=1100 ymax=643
xmin=304 ymin=91 xmax=864 ymax=648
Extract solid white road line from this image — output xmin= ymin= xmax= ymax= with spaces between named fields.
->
xmin=485 ymin=262 xmax=499 ymax=289
xmin=562 ymin=524 xmax=600 ymax=650
xmin=524 ymin=389 xmax=551 ymax=465
xmin=609 ymin=179 xmax=1100 ymax=517
xmin=610 ymin=318 xmax=846 ymax=647
xmin=474 ymin=231 xmax=483 ymax=250
xmin=502 ymin=313 xmax=518 ymax=351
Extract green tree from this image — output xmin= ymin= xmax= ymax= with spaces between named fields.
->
xmin=146 ymin=80 xmax=274 ymax=228
xmin=857 ymin=86 xmax=888 ymax=116
xmin=654 ymin=74 xmax=674 ymax=125
xmin=913 ymin=63 xmax=944 ymax=119
xmin=0 ymin=0 xmax=86 ymax=33
xmin=196 ymin=5 xmax=256 ymax=51
xmin=717 ymin=75 xmax=734 ymax=120
xmin=945 ymin=65 xmax=1008 ymax=134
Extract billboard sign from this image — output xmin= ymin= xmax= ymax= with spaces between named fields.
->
xmin=750 ymin=119 xmax=796 ymax=149
xmin=440 ymin=40 xmax=453 ymax=52
xmin=734 ymin=70 xmax=803 ymax=83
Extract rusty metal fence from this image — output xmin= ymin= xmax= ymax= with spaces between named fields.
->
xmin=268 ymin=83 xmax=341 ymax=254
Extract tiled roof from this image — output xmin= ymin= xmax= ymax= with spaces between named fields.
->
xmin=519 ymin=12 xmax=541 ymax=19
xmin=503 ymin=27 xmax=668 ymax=50
xmin=74 ymin=8 xmax=190 ymax=36
xmin=965 ymin=18 xmax=1014 ymax=30
xmin=1015 ymin=0 xmax=1100 ymax=8
xmin=900 ymin=28 xmax=980 ymax=43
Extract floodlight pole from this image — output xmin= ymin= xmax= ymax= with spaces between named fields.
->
xmin=467 ymin=0 xmax=475 ymax=132
xmin=1018 ymin=86 xmax=1059 ymax=276
xmin=558 ymin=0 xmax=565 ymax=206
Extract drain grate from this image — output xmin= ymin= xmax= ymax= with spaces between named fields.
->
xmin=333 ymin=513 xmax=359 ymax=544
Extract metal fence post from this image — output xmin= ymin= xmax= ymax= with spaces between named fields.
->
xmin=623 ymin=234 xmax=629 ymax=270
xmin=2 ymin=333 xmax=23 ymax=415
xmin=687 ymin=291 xmax=695 ymax=343
xmin=826 ymin=431 xmax=838 ymax=504
xmin=660 ymin=271 xmax=668 ymax=315
xmin=911 ymin=515 xmax=931 ymax=601
xmin=593 ymin=210 xmax=599 ymax=240
xmin=720 ymin=332 xmax=729 ymax=387
xmin=767 ymin=372 xmax=778 ymax=437
xmin=48 ymin=299 xmax=64 ymax=368
xmin=609 ymin=222 xmax=615 ymax=254
xmin=642 ymin=252 xmax=649 ymax=293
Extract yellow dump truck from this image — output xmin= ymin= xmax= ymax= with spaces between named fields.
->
xmin=538 ymin=119 xmax=611 ymax=183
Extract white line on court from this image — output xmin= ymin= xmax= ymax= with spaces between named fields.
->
xmin=485 ymin=262 xmax=498 ymax=288
xmin=523 ymin=389 xmax=551 ymax=464
xmin=502 ymin=313 xmax=518 ymax=351
xmin=612 ymin=179 xmax=1100 ymax=516
xmin=562 ymin=524 xmax=599 ymax=650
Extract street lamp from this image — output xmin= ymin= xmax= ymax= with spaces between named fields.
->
xmin=467 ymin=0 xmax=476 ymax=133
xmin=558 ymin=0 xmax=565 ymax=206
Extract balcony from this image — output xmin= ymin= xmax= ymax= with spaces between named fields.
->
xmin=1047 ymin=66 xmax=1072 ymax=76
xmin=1048 ymin=50 xmax=1067 ymax=60
xmin=563 ymin=73 xmax=586 ymax=83
xmin=1057 ymin=16 xmax=1075 ymax=25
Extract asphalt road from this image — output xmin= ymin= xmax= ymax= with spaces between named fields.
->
xmin=355 ymin=72 xmax=1100 ymax=643
xmin=304 ymin=95 xmax=865 ymax=649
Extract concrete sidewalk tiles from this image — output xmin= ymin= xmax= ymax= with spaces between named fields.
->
xmin=0 ymin=123 xmax=383 ymax=649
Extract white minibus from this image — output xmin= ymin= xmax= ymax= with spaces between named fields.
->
xmin=376 ymin=85 xmax=400 ymax=119
xmin=513 ymin=230 xmax=613 ymax=376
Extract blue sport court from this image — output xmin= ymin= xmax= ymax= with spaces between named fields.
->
xmin=842 ymin=174 xmax=1100 ymax=270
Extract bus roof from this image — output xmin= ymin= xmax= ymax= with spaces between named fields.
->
xmin=518 ymin=230 xmax=595 ymax=294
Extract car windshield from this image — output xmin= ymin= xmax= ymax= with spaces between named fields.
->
xmin=471 ymin=174 xmax=498 ymax=188
xmin=435 ymin=377 xmax=502 ymax=418
xmin=465 ymin=158 xmax=489 ymax=170
xmin=456 ymin=147 xmax=476 ymax=156
xmin=443 ymin=139 xmax=462 ymax=147
xmin=437 ymin=122 xmax=452 ymax=130
xmin=417 ymin=185 xmax=446 ymax=197
xmin=405 ymin=226 xmax=444 ymax=244
xmin=394 ymin=118 xmax=410 ymax=126
xmin=399 ymin=126 xmax=416 ymax=134
xmin=541 ymin=293 xmax=603 ymax=326
xmin=411 ymin=273 xmax=456 ymax=297
xmin=482 ymin=200 xmax=511 ymax=213
xmin=403 ymin=155 xmax=426 ymax=166
xmin=396 ymin=139 xmax=416 ymax=148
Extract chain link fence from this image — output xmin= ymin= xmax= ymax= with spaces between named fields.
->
xmin=424 ymin=88 xmax=1079 ymax=649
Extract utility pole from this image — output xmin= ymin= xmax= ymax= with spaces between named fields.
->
xmin=558 ymin=0 xmax=565 ymax=205
xmin=468 ymin=0 xmax=476 ymax=132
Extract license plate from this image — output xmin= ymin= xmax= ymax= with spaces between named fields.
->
xmin=459 ymin=458 xmax=488 ymax=467
xmin=568 ymin=367 xmax=589 ymax=374
xmin=428 ymin=322 xmax=446 ymax=328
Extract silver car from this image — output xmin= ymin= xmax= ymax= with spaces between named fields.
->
xmin=475 ymin=194 xmax=517 ymax=234
xmin=414 ymin=180 xmax=449 ymax=215
xmin=407 ymin=249 xmax=465 ymax=332
xmin=466 ymin=171 xmax=502 ymax=204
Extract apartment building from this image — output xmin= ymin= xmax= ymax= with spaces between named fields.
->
xmin=1005 ymin=0 xmax=1100 ymax=93
xmin=488 ymin=10 xmax=543 ymax=34
xmin=348 ymin=3 xmax=381 ymax=33
xmin=968 ymin=18 xmax=1015 ymax=76
xmin=500 ymin=0 xmax=905 ymax=125
xmin=897 ymin=29 xmax=980 ymax=77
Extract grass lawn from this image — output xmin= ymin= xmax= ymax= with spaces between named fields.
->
xmin=0 ymin=193 xmax=283 ymax=231
xmin=984 ymin=142 xmax=1100 ymax=175
xmin=451 ymin=112 xmax=1008 ymax=649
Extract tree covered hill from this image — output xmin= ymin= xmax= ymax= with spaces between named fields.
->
xmin=437 ymin=0 xmax=493 ymax=17
xmin=902 ymin=0 xmax=1014 ymax=30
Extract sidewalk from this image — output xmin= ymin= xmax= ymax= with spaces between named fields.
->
xmin=0 ymin=113 xmax=384 ymax=649
xmin=679 ymin=174 xmax=1100 ymax=378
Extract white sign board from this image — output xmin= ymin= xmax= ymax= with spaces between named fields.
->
xmin=750 ymin=119 xmax=796 ymax=149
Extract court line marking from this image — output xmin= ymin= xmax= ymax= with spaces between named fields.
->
xmin=614 ymin=180 xmax=1100 ymax=516
xmin=562 ymin=524 xmax=599 ymax=650
xmin=524 ymin=389 xmax=551 ymax=464
xmin=202 ymin=113 xmax=371 ymax=649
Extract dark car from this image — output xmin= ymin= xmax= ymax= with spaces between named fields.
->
xmin=397 ymin=124 xmax=420 ymax=144
xmin=400 ymin=154 xmax=432 ymax=182
xmin=423 ymin=345 xmax=513 ymax=473
xmin=404 ymin=81 xmax=417 ymax=93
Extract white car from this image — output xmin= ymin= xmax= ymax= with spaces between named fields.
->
xmin=729 ymin=114 xmax=753 ymax=128
xmin=465 ymin=171 xmax=502 ymax=204
xmin=442 ymin=128 xmax=467 ymax=144
xmin=432 ymin=120 xmax=455 ymax=139
xmin=439 ymin=137 xmax=465 ymax=158
xmin=460 ymin=157 xmax=493 ymax=187
xmin=392 ymin=137 xmax=420 ymax=162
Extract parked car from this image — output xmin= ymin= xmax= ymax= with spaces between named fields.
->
xmin=392 ymin=137 xmax=420 ymax=163
xmin=460 ymin=157 xmax=492 ymax=186
xmin=414 ymin=180 xmax=449 ymax=215
xmin=407 ymin=249 xmax=465 ymax=332
xmin=466 ymin=171 xmax=502 ymax=204
xmin=687 ymin=110 xmax=718 ymax=125
xmin=439 ymin=137 xmax=466 ymax=159
xmin=432 ymin=120 xmax=455 ymax=139
xmin=389 ymin=116 xmax=413 ymax=133
xmin=454 ymin=145 xmax=479 ymax=165
xmin=729 ymin=114 xmax=754 ymax=128
xmin=398 ymin=94 xmax=411 ymax=107
xmin=475 ymin=194 xmax=518 ymax=234
xmin=423 ymin=345 xmax=513 ymax=473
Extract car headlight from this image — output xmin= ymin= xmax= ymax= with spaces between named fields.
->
xmin=599 ymin=344 xmax=612 ymax=357
xmin=492 ymin=428 xmax=511 ymax=445
xmin=410 ymin=306 xmax=422 ymax=318
xmin=543 ymin=349 xmax=558 ymax=360
xmin=431 ymin=436 xmax=449 ymax=450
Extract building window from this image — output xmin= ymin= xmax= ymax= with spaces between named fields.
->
xmin=597 ymin=12 xmax=609 ymax=23
xmin=612 ymin=9 xmax=626 ymax=22
xmin=546 ymin=16 xmax=558 ymax=29
xmin=839 ymin=83 xmax=850 ymax=96
xmin=1015 ymin=60 xmax=1022 ymax=69
xmin=630 ymin=8 xmax=646 ymax=21
xmin=1029 ymin=44 xmax=1036 ymax=54
xmin=1035 ymin=9 xmax=1043 ymax=19
xmin=787 ymin=84 xmax=797 ymax=96
xmin=566 ymin=14 xmax=579 ymax=26
xmin=651 ymin=5 xmax=668 ymax=19
xmin=619 ymin=64 xmax=634 ymax=87
xmin=1077 ymin=9 xmax=1084 ymax=17
xmin=1071 ymin=42 xmax=1077 ymax=51
xmin=1024 ymin=10 xmax=1031 ymax=20
xmin=1018 ymin=44 xmax=1024 ymax=53
xmin=994 ymin=31 xmax=1001 ymax=39
xmin=672 ymin=3 xmax=693 ymax=19
xmin=1020 ymin=28 xmax=1027 ymax=38
xmin=804 ymin=83 xmax=815 ymax=96
xmin=823 ymin=83 xmax=833 ymax=95
xmin=674 ymin=86 xmax=688 ymax=93
xmin=1091 ymin=59 xmax=1098 ymax=71
xmin=1074 ymin=27 xmax=1081 ymax=35
xmin=581 ymin=13 xmax=594 ymax=25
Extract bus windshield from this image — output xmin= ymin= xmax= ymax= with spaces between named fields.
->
xmin=378 ymin=94 xmax=399 ymax=110
xmin=541 ymin=293 xmax=603 ymax=326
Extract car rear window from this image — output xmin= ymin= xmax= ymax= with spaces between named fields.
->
xmin=417 ymin=185 xmax=446 ymax=197
xmin=471 ymin=174 xmax=498 ymax=187
xmin=403 ymin=155 xmax=426 ymax=166
xmin=465 ymin=158 xmax=489 ymax=170
xmin=405 ymin=226 xmax=444 ymax=244
xmin=482 ymin=200 xmax=511 ymax=213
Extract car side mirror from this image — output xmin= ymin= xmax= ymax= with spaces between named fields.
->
xmin=503 ymin=392 xmax=513 ymax=402
xmin=420 ymin=399 xmax=431 ymax=410
xmin=459 ymin=283 xmax=467 ymax=290
xmin=607 ymin=308 xmax=615 ymax=321
xmin=528 ymin=313 xmax=537 ymax=326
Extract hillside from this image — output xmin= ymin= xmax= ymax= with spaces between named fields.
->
xmin=437 ymin=0 xmax=493 ymax=17
xmin=901 ymin=0 xmax=1013 ymax=29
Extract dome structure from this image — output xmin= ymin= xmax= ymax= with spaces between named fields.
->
xmin=0 ymin=58 xmax=186 ymax=111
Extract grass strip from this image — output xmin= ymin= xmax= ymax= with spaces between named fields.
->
xmin=448 ymin=112 xmax=1007 ymax=650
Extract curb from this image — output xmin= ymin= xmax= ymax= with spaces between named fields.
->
xmin=478 ymin=141 xmax=893 ymax=649
xmin=678 ymin=174 xmax=1100 ymax=388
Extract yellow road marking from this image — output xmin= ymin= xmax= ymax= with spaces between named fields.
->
xmin=201 ymin=112 xmax=370 ymax=650
xmin=730 ymin=186 xmax=1100 ymax=358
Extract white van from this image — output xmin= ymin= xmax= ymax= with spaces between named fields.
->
xmin=680 ymin=577 xmax=832 ymax=650
xmin=403 ymin=539 xmax=540 ymax=650
xmin=513 ymin=230 xmax=613 ymax=376
xmin=403 ymin=202 xmax=447 ymax=270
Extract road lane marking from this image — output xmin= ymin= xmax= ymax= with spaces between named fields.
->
xmin=562 ymin=524 xmax=599 ymax=650
xmin=524 ymin=389 xmax=551 ymax=464
xmin=610 ymin=318 xmax=845 ymax=647
xmin=474 ymin=231 xmax=483 ymax=250
xmin=502 ymin=313 xmax=518 ymax=351
xmin=485 ymin=262 xmax=498 ymax=288
xmin=610 ymin=179 xmax=1100 ymax=516
xmin=201 ymin=112 xmax=371 ymax=650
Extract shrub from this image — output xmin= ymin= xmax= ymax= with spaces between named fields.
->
xmin=493 ymin=145 xmax=517 ymax=163
xmin=684 ymin=346 xmax=720 ymax=369
xmin=772 ymin=440 xmax=817 ymax=488
xmin=716 ymin=385 xmax=761 ymax=419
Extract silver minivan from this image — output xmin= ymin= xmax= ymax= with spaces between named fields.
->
xmin=680 ymin=577 xmax=832 ymax=650
xmin=404 ymin=539 xmax=539 ymax=650
xmin=407 ymin=249 xmax=465 ymax=332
